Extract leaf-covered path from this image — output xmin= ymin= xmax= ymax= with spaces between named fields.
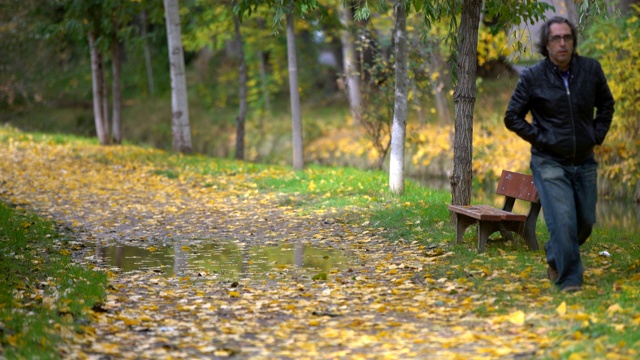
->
xmin=1 ymin=135 xmax=553 ymax=359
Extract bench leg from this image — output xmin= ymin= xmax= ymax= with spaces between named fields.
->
xmin=523 ymin=203 xmax=541 ymax=251
xmin=454 ymin=214 xmax=477 ymax=244
xmin=498 ymin=224 xmax=515 ymax=243
xmin=500 ymin=220 xmax=540 ymax=251
xmin=477 ymin=221 xmax=501 ymax=253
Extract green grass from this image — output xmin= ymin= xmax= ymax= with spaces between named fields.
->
xmin=0 ymin=202 xmax=107 ymax=359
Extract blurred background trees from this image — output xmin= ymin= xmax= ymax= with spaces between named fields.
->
xmin=1 ymin=0 xmax=638 ymax=201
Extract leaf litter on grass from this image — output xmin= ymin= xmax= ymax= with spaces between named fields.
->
xmin=0 ymin=128 xmax=636 ymax=359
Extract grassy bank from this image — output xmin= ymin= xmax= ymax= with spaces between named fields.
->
xmin=0 ymin=201 xmax=107 ymax=359
xmin=1 ymin=126 xmax=639 ymax=358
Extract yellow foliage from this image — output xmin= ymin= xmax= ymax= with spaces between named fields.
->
xmin=584 ymin=9 xmax=640 ymax=198
xmin=307 ymin=121 xmax=532 ymax=185
xmin=477 ymin=27 xmax=513 ymax=66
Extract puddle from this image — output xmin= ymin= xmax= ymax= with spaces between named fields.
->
xmin=93 ymin=241 xmax=349 ymax=281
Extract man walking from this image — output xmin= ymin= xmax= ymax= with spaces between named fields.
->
xmin=504 ymin=16 xmax=615 ymax=292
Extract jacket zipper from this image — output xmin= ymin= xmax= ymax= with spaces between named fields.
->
xmin=564 ymin=73 xmax=576 ymax=164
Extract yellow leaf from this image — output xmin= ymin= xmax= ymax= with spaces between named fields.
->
xmin=181 ymin=245 xmax=190 ymax=251
xmin=556 ymin=301 xmax=567 ymax=316
xmin=508 ymin=310 xmax=525 ymax=326
xmin=607 ymin=303 xmax=622 ymax=314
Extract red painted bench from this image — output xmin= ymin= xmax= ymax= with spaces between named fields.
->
xmin=448 ymin=170 xmax=541 ymax=252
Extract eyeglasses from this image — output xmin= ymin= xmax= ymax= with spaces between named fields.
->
xmin=549 ymin=34 xmax=574 ymax=43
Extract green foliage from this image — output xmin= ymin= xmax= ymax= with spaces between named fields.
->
xmin=357 ymin=23 xmax=394 ymax=168
xmin=582 ymin=7 xmax=640 ymax=200
xmin=0 ymin=201 xmax=107 ymax=358
xmin=481 ymin=0 xmax=553 ymax=34
xmin=234 ymin=0 xmax=320 ymax=32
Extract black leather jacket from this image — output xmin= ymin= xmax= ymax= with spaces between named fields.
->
xmin=504 ymin=55 xmax=615 ymax=165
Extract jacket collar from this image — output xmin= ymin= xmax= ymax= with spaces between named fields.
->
xmin=545 ymin=55 xmax=579 ymax=75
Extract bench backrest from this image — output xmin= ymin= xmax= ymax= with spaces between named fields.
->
xmin=496 ymin=170 xmax=539 ymax=203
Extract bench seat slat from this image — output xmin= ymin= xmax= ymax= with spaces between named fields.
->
xmin=448 ymin=204 xmax=527 ymax=222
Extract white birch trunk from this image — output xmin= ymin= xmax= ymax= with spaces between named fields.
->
xmin=111 ymin=39 xmax=122 ymax=144
xmin=338 ymin=3 xmax=362 ymax=125
xmin=286 ymin=8 xmax=304 ymax=170
xmin=88 ymin=32 xmax=108 ymax=145
xmin=163 ymin=0 xmax=192 ymax=153
xmin=101 ymin=74 xmax=109 ymax=136
xmin=232 ymin=2 xmax=247 ymax=160
xmin=389 ymin=1 xmax=408 ymax=195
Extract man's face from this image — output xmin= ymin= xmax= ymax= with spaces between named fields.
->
xmin=546 ymin=23 xmax=574 ymax=70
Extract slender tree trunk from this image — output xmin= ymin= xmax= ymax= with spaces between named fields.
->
xmin=257 ymin=50 xmax=271 ymax=114
xmin=451 ymin=0 xmax=482 ymax=212
xmin=111 ymin=38 xmax=122 ymax=144
xmin=339 ymin=2 xmax=362 ymax=126
xmin=286 ymin=6 xmax=304 ymax=170
xmin=562 ymin=0 xmax=579 ymax=25
xmin=257 ymin=19 xmax=271 ymax=115
xmin=411 ymin=79 xmax=426 ymax=124
xmin=232 ymin=2 xmax=247 ymax=160
xmin=101 ymin=65 xmax=110 ymax=138
xmin=430 ymin=50 xmax=451 ymax=125
xmin=163 ymin=0 xmax=192 ymax=153
xmin=88 ymin=32 xmax=108 ymax=145
xmin=389 ymin=1 xmax=408 ymax=195
xmin=140 ymin=11 xmax=155 ymax=96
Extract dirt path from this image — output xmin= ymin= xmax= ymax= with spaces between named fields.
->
xmin=0 ymin=138 xmax=548 ymax=359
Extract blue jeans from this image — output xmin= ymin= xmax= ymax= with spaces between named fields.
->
xmin=530 ymin=155 xmax=598 ymax=288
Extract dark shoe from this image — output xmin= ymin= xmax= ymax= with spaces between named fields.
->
xmin=561 ymin=285 xmax=582 ymax=293
xmin=547 ymin=266 xmax=559 ymax=282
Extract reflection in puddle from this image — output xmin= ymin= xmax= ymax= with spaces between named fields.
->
xmin=94 ymin=241 xmax=349 ymax=280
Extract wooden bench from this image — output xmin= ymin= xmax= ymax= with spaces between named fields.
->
xmin=448 ymin=170 xmax=541 ymax=252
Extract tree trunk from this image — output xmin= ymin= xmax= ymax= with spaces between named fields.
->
xmin=338 ymin=2 xmax=362 ymax=126
xmin=232 ymin=2 xmax=247 ymax=160
xmin=411 ymin=79 xmax=426 ymax=124
xmin=286 ymin=6 xmax=304 ymax=170
xmin=562 ymin=0 xmax=579 ymax=25
xmin=430 ymin=50 xmax=451 ymax=125
xmin=88 ymin=32 xmax=109 ymax=145
xmin=451 ymin=0 xmax=482 ymax=213
xmin=140 ymin=10 xmax=155 ymax=96
xmin=111 ymin=38 xmax=122 ymax=144
xmin=101 ymin=64 xmax=110 ymax=138
xmin=163 ymin=0 xmax=192 ymax=153
xmin=389 ymin=1 xmax=408 ymax=195
xmin=257 ymin=19 xmax=271 ymax=115
xmin=257 ymin=50 xmax=271 ymax=114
